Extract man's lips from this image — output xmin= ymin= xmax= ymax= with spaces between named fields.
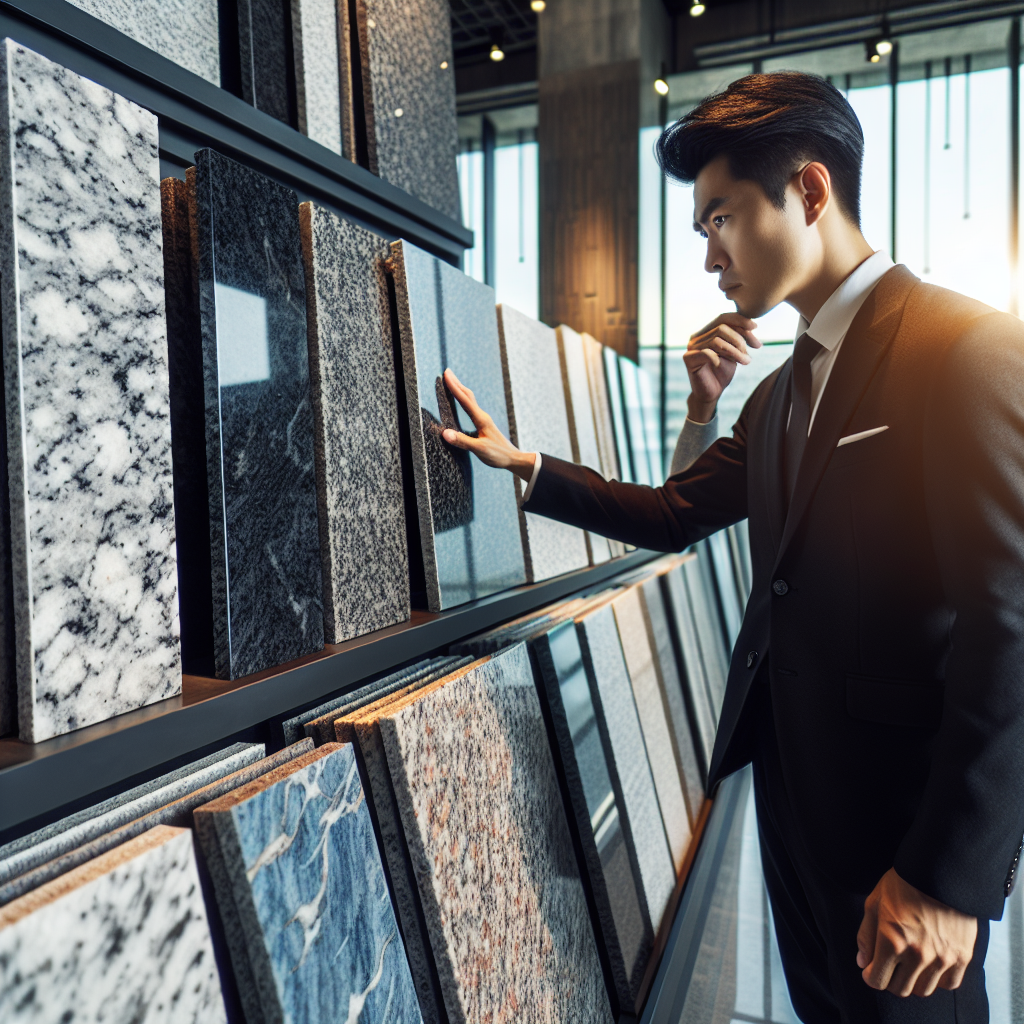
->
xmin=720 ymin=282 xmax=740 ymax=293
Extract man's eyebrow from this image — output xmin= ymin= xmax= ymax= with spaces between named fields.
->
xmin=693 ymin=196 xmax=729 ymax=230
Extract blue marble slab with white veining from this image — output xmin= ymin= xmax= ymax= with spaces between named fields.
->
xmin=391 ymin=239 xmax=526 ymax=611
xmin=198 ymin=744 xmax=422 ymax=1024
xmin=0 ymin=41 xmax=180 ymax=742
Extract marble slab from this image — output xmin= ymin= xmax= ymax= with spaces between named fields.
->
xmin=170 ymin=150 xmax=323 ymax=679
xmin=355 ymin=0 xmax=460 ymax=218
xmin=603 ymin=347 xmax=634 ymax=483
xmin=238 ymin=0 xmax=293 ymax=124
xmin=0 ymin=739 xmax=314 ymax=908
xmin=498 ymin=304 xmax=589 ymax=582
xmin=637 ymin=363 xmax=664 ymax=484
xmin=0 ymin=742 xmax=263 ymax=886
xmin=379 ymin=645 xmax=612 ymax=1022
xmin=531 ymin=621 xmax=652 ymax=1014
xmin=292 ymin=0 xmax=344 ymax=154
xmin=0 ymin=42 xmax=180 ymax=743
xmin=195 ymin=744 xmax=421 ymax=1024
xmin=65 ymin=0 xmax=220 ymax=84
xmin=0 ymin=826 xmax=226 ymax=1022
xmin=300 ymin=204 xmax=409 ymax=642
xmin=618 ymin=357 xmax=653 ymax=487
xmin=390 ymin=240 xmax=525 ymax=611
xmin=707 ymin=531 xmax=744 ymax=645
xmin=581 ymin=333 xmax=620 ymax=481
xmin=682 ymin=554 xmax=729 ymax=716
xmin=576 ymin=602 xmax=675 ymax=932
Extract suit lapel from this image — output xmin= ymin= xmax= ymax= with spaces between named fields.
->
xmin=750 ymin=360 xmax=790 ymax=556
xmin=773 ymin=265 xmax=918 ymax=570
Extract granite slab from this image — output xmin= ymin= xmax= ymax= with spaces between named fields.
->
xmin=0 ymin=742 xmax=263 ymax=886
xmin=390 ymin=240 xmax=526 ymax=611
xmin=682 ymin=554 xmax=729 ymax=716
xmin=195 ymin=744 xmax=421 ymax=1024
xmin=576 ymin=602 xmax=675 ymax=932
xmin=612 ymin=589 xmax=692 ymax=874
xmin=498 ymin=304 xmax=589 ymax=582
xmin=581 ymin=333 xmax=620 ymax=482
xmin=292 ymin=0 xmax=344 ymax=154
xmin=617 ymin=357 xmax=653 ymax=487
xmin=557 ymin=325 xmax=612 ymax=566
xmin=603 ymin=347 xmax=634 ymax=484
xmin=531 ymin=621 xmax=652 ymax=1014
xmin=0 ymin=739 xmax=315 ymax=908
xmin=300 ymin=204 xmax=409 ymax=642
xmin=172 ymin=150 xmax=323 ymax=679
xmin=637 ymin=363 xmax=664 ymax=484
xmin=0 ymin=826 xmax=226 ymax=1022
xmin=0 ymin=42 xmax=180 ymax=743
xmin=379 ymin=644 xmax=613 ymax=1023
xmin=355 ymin=0 xmax=459 ymax=218
xmin=449 ymin=597 xmax=587 ymax=656
xmin=65 ymin=0 xmax=220 ymax=84
xmin=238 ymin=0 xmax=293 ymax=124
xmin=707 ymin=531 xmax=744 ymax=646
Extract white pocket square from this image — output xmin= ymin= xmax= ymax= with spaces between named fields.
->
xmin=837 ymin=425 xmax=889 ymax=448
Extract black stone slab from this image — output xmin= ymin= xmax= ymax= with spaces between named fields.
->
xmin=238 ymin=0 xmax=295 ymax=126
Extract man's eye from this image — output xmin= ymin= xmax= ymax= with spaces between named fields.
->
xmin=713 ymin=215 xmax=727 ymax=227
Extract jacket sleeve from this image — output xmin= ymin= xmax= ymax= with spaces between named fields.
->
xmin=522 ymin=401 xmax=749 ymax=552
xmin=894 ymin=312 xmax=1024 ymax=920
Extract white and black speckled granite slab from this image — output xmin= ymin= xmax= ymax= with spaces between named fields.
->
xmin=164 ymin=152 xmax=324 ymax=680
xmin=497 ymin=304 xmax=589 ymax=583
xmin=576 ymin=602 xmax=675 ymax=933
xmin=390 ymin=240 xmax=526 ymax=611
xmin=65 ymin=0 xmax=220 ymax=84
xmin=292 ymin=0 xmax=344 ymax=154
xmin=0 ymin=41 xmax=181 ymax=743
xmin=238 ymin=0 xmax=293 ymax=125
xmin=300 ymin=204 xmax=409 ymax=643
xmin=0 ymin=826 xmax=227 ymax=1022
xmin=195 ymin=744 xmax=421 ymax=1024
xmin=354 ymin=0 xmax=459 ymax=218
xmin=602 ymin=347 xmax=634 ymax=484
xmin=380 ymin=644 xmax=614 ymax=1023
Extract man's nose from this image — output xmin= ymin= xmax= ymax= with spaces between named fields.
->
xmin=705 ymin=243 xmax=727 ymax=275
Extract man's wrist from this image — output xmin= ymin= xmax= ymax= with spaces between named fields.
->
xmin=687 ymin=396 xmax=718 ymax=425
xmin=510 ymin=450 xmax=537 ymax=482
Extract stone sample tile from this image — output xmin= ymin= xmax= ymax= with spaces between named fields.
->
xmin=618 ymin=357 xmax=654 ymax=487
xmin=0 ymin=739 xmax=314 ymax=908
xmin=557 ymin=326 xmax=612 ymax=566
xmin=449 ymin=597 xmax=588 ymax=656
xmin=0 ymin=742 xmax=263 ymax=887
xmin=165 ymin=152 xmax=324 ymax=680
xmin=708 ymin=531 xmax=744 ymax=645
xmin=581 ymin=333 xmax=620 ymax=482
xmin=612 ymin=588 xmax=692 ymax=874
xmin=730 ymin=521 xmax=753 ymax=596
xmin=300 ymin=204 xmax=408 ymax=642
xmin=498 ymin=304 xmax=589 ymax=582
xmin=379 ymin=644 xmax=613 ymax=1023
xmin=603 ymin=347 xmax=634 ymax=484
xmin=531 ymin=621 xmax=652 ymax=1015
xmin=0 ymin=42 xmax=180 ymax=743
xmin=0 ymin=826 xmax=226 ymax=1022
xmin=195 ymin=744 xmax=421 ymax=1024
xmin=576 ymin=602 xmax=675 ymax=932
xmin=292 ymin=0 xmax=343 ymax=154
xmin=238 ymin=0 xmax=293 ymax=124
xmin=65 ymin=0 xmax=220 ymax=84
xmin=688 ymin=545 xmax=730 ymax=714
xmin=637 ymin=363 xmax=664 ymax=484
xmin=355 ymin=0 xmax=460 ymax=218
xmin=390 ymin=240 xmax=525 ymax=610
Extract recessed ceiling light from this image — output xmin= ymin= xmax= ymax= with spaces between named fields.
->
xmin=489 ymin=43 xmax=505 ymax=61
xmin=690 ymin=0 xmax=705 ymax=16
xmin=654 ymin=78 xmax=669 ymax=96
xmin=530 ymin=0 xmax=546 ymax=10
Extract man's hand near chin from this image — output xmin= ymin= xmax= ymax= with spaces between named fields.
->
xmin=857 ymin=868 xmax=978 ymax=998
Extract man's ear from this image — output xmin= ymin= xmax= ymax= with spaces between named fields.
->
xmin=796 ymin=161 xmax=832 ymax=225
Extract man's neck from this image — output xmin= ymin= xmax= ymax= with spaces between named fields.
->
xmin=788 ymin=232 xmax=876 ymax=323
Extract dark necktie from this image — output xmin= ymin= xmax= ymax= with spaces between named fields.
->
xmin=785 ymin=332 xmax=824 ymax=499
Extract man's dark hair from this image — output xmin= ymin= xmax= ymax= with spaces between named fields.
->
xmin=657 ymin=71 xmax=865 ymax=226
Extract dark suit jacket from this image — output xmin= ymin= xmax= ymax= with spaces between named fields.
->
xmin=523 ymin=266 xmax=1024 ymax=920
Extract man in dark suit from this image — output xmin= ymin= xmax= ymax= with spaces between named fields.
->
xmin=439 ymin=72 xmax=1024 ymax=1022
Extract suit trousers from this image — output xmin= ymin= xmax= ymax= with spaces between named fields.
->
xmin=752 ymin=681 xmax=991 ymax=1024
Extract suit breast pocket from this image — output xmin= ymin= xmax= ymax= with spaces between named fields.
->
xmin=828 ymin=426 xmax=896 ymax=471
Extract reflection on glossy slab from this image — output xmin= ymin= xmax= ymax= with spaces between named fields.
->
xmin=0 ymin=42 xmax=180 ymax=742
xmin=238 ymin=0 xmax=293 ymax=124
xmin=380 ymin=644 xmax=613 ymax=1022
xmin=604 ymin=347 xmax=634 ymax=483
xmin=637 ymin=363 xmax=664 ymax=484
xmin=0 ymin=827 xmax=227 ymax=1023
xmin=292 ymin=0 xmax=343 ymax=154
xmin=531 ymin=621 xmax=653 ymax=1014
xmin=195 ymin=744 xmax=421 ymax=1024
xmin=498 ymin=305 xmax=589 ymax=582
xmin=391 ymin=240 xmax=525 ymax=611
xmin=618 ymin=357 xmax=654 ymax=487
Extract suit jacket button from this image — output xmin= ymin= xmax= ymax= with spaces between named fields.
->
xmin=773 ymin=579 xmax=789 ymax=596
xmin=747 ymin=651 xmax=758 ymax=669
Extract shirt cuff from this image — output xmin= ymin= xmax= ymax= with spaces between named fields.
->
xmin=669 ymin=414 xmax=719 ymax=476
xmin=521 ymin=452 xmax=543 ymax=504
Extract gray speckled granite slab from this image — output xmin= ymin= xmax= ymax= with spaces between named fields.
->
xmin=603 ymin=347 xmax=634 ymax=484
xmin=380 ymin=644 xmax=613 ymax=1023
xmin=292 ymin=0 xmax=343 ymax=154
xmin=238 ymin=0 xmax=292 ymax=124
xmin=390 ymin=240 xmax=526 ymax=611
xmin=0 ymin=826 xmax=227 ymax=1022
xmin=497 ymin=304 xmax=589 ymax=583
xmin=355 ymin=0 xmax=459 ymax=218
xmin=0 ymin=41 xmax=180 ymax=743
xmin=576 ymin=602 xmax=675 ymax=933
xmin=65 ymin=0 xmax=220 ymax=84
xmin=300 ymin=205 xmax=409 ymax=643
xmin=195 ymin=744 xmax=421 ymax=1024
xmin=0 ymin=742 xmax=263 ymax=886
xmin=179 ymin=150 xmax=323 ymax=680
xmin=0 ymin=740 xmax=314 ymax=909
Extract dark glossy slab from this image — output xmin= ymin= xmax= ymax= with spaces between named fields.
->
xmin=238 ymin=0 xmax=294 ymax=125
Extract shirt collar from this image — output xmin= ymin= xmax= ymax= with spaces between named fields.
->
xmin=794 ymin=250 xmax=896 ymax=351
